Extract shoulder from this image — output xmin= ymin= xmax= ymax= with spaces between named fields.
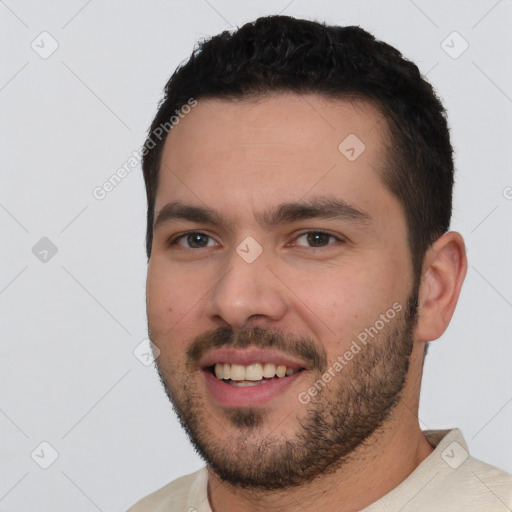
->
xmin=424 ymin=429 xmax=512 ymax=509
xmin=420 ymin=429 xmax=512 ymax=510
xmin=126 ymin=468 xmax=208 ymax=512
xmin=452 ymin=454 xmax=512 ymax=506
xmin=365 ymin=429 xmax=512 ymax=511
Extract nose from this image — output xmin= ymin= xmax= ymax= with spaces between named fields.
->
xmin=204 ymin=244 xmax=289 ymax=329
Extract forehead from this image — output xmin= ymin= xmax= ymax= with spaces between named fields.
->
xmin=155 ymin=93 xmax=400 ymax=229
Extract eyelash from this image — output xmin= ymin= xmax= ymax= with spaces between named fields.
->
xmin=167 ymin=230 xmax=345 ymax=249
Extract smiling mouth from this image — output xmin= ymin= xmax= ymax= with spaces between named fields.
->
xmin=208 ymin=362 xmax=305 ymax=387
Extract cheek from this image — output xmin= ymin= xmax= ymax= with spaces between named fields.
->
xmin=146 ymin=255 xmax=229 ymax=362
xmin=146 ymin=264 xmax=203 ymax=371
xmin=284 ymin=257 xmax=407 ymax=349
xmin=272 ymin=262 xmax=364 ymax=349
xmin=146 ymin=262 xmax=172 ymax=329
xmin=146 ymin=257 xmax=203 ymax=338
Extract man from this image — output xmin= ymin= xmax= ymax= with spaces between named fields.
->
xmin=128 ymin=15 xmax=512 ymax=511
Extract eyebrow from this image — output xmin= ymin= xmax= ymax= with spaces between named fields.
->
xmin=153 ymin=196 xmax=372 ymax=232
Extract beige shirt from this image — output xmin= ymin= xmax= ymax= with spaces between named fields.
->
xmin=127 ymin=429 xmax=512 ymax=511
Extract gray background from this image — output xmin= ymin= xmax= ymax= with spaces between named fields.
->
xmin=1 ymin=0 xmax=511 ymax=510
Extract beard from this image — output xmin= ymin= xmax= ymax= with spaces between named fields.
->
xmin=153 ymin=285 xmax=419 ymax=491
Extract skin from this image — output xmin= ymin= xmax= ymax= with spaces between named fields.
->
xmin=146 ymin=93 xmax=467 ymax=511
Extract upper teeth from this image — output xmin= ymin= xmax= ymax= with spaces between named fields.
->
xmin=214 ymin=363 xmax=297 ymax=381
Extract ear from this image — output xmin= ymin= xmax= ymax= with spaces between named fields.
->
xmin=414 ymin=232 xmax=468 ymax=342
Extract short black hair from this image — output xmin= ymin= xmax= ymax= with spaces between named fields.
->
xmin=141 ymin=15 xmax=454 ymax=279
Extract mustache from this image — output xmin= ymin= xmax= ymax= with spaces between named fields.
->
xmin=187 ymin=325 xmax=328 ymax=372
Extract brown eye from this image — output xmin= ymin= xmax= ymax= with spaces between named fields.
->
xmin=294 ymin=231 xmax=341 ymax=248
xmin=171 ymin=232 xmax=218 ymax=249
xmin=307 ymin=232 xmax=331 ymax=247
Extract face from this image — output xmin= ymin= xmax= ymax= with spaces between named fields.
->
xmin=147 ymin=93 xmax=419 ymax=489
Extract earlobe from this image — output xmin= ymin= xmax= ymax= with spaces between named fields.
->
xmin=414 ymin=232 xmax=468 ymax=342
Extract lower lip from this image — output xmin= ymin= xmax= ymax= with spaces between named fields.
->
xmin=203 ymin=369 xmax=304 ymax=408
